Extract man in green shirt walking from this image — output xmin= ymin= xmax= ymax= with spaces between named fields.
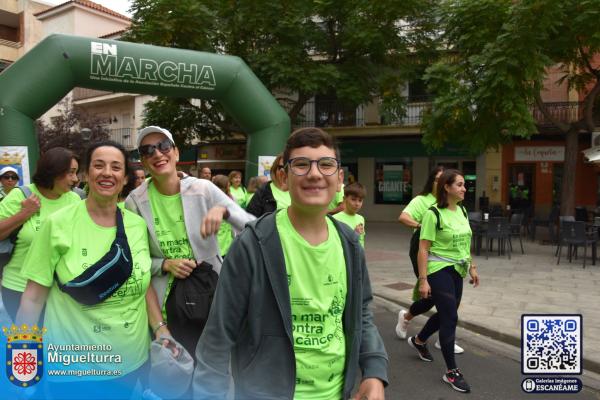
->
xmin=194 ymin=127 xmax=388 ymax=399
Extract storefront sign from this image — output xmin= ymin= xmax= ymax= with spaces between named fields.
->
xmin=0 ymin=146 xmax=30 ymax=185
xmin=515 ymin=147 xmax=564 ymax=162
xmin=258 ymin=156 xmax=276 ymax=179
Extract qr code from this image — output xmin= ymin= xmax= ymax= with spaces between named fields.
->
xmin=522 ymin=314 xmax=582 ymax=374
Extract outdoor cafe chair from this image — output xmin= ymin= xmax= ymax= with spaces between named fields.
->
xmin=556 ymin=221 xmax=597 ymax=268
xmin=530 ymin=205 xmax=560 ymax=242
xmin=509 ymin=213 xmax=525 ymax=254
xmin=485 ymin=217 xmax=511 ymax=260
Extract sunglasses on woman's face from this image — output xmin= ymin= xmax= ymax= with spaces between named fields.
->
xmin=1 ymin=175 xmax=18 ymax=181
xmin=138 ymin=138 xmax=174 ymax=158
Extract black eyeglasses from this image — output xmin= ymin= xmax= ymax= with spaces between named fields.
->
xmin=1 ymin=175 xmax=18 ymax=181
xmin=138 ymin=138 xmax=174 ymax=158
xmin=286 ymin=157 xmax=340 ymax=176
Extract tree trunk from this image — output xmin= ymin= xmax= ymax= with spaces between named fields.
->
xmin=560 ymin=128 xmax=579 ymax=217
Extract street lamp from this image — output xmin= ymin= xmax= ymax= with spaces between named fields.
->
xmin=80 ymin=128 xmax=92 ymax=142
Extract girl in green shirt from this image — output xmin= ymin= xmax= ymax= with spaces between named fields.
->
xmin=229 ymin=170 xmax=247 ymax=209
xmin=0 ymin=147 xmax=80 ymax=321
xmin=408 ymin=169 xmax=480 ymax=394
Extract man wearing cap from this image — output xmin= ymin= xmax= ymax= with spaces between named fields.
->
xmin=0 ymin=166 xmax=20 ymax=201
xmin=125 ymin=126 xmax=255 ymax=361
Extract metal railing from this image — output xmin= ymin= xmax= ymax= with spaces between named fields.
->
xmin=532 ymin=101 xmax=599 ymax=127
xmin=284 ymin=98 xmax=596 ymax=129
xmin=109 ymin=128 xmax=135 ymax=150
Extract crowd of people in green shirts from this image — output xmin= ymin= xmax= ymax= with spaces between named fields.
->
xmin=0 ymin=124 xmax=479 ymax=398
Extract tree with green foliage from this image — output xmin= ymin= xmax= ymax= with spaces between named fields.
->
xmin=422 ymin=0 xmax=600 ymax=216
xmin=36 ymin=99 xmax=109 ymax=157
xmin=124 ymin=0 xmax=437 ymax=144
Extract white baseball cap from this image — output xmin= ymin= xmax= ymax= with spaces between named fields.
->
xmin=0 ymin=166 xmax=19 ymax=177
xmin=136 ymin=126 xmax=175 ymax=149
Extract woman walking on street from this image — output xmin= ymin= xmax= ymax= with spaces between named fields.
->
xmin=396 ymin=166 xmax=464 ymax=354
xmin=407 ymin=169 xmax=480 ymax=393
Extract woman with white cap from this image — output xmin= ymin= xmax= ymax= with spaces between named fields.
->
xmin=0 ymin=166 xmax=20 ymax=200
xmin=0 ymin=147 xmax=80 ymax=321
xmin=125 ymin=126 xmax=254 ymax=360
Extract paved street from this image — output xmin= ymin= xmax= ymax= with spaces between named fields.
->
xmin=372 ymin=300 xmax=600 ymax=399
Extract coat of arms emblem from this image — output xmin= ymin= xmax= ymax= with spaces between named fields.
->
xmin=3 ymin=324 xmax=45 ymax=387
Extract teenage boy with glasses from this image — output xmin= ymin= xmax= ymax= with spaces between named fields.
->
xmin=194 ymin=127 xmax=388 ymax=400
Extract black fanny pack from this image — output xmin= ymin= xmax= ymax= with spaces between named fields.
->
xmin=56 ymin=208 xmax=133 ymax=305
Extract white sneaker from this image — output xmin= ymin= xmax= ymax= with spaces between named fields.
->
xmin=434 ymin=340 xmax=465 ymax=354
xmin=395 ymin=309 xmax=410 ymax=339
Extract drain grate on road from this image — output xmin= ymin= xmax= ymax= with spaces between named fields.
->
xmin=384 ymin=282 xmax=414 ymax=291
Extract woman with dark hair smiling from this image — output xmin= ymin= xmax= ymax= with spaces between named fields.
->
xmin=395 ymin=165 xmax=465 ymax=354
xmin=407 ymin=169 xmax=480 ymax=393
xmin=0 ymin=147 xmax=80 ymax=321
xmin=17 ymin=141 xmax=164 ymax=398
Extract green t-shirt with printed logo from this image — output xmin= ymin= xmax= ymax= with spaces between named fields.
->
xmin=230 ymin=185 xmax=247 ymax=209
xmin=271 ymin=182 xmax=291 ymax=210
xmin=403 ymin=193 xmax=436 ymax=226
xmin=21 ymin=202 xmax=151 ymax=380
xmin=333 ymin=211 xmax=365 ymax=248
xmin=0 ymin=184 xmax=80 ymax=292
xmin=276 ymin=210 xmax=347 ymax=400
xmin=148 ymin=182 xmax=194 ymax=319
xmin=419 ymin=205 xmax=472 ymax=277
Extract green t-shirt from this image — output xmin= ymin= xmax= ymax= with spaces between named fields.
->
xmin=327 ymin=184 xmax=344 ymax=211
xmin=148 ymin=182 xmax=194 ymax=319
xmin=403 ymin=193 xmax=436 ymax=225
xmin=419 ymin=206 xmax=472 ymax=277
xmin=276 ymin=210 xmax=347 ymax=400
xmin=217 ymin=221 xmax=233 ymax=256
xmin=271 ymin=182 xmax=291 ymax=210
xmin=333 ymin=211 xmax=365 ymax=247
xmin=245 ymin=192 xmax=255 ymax=205
xmin=230 ymin=185 xmax=247 ymax=209
xmin=0 ymin=184 xmax=80 ymax=291
xmin=21 ymin=202 xmax=151 ymax=380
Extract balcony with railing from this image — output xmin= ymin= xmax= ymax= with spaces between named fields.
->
xmin=72 ymin=87 xmax=116 ymax=101
xmin=532 ymin=101 xmax=600 ymax=129
xmin=109 ymin=128 xmax=135 ymax=150
xmin=286 ymin=97 xmax=597 ymax=130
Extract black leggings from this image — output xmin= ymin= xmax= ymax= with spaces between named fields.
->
xmin=409 ymin=297 xmax=435 ymax=317
xmin=416 ymin=266 xmax=463 ymax=370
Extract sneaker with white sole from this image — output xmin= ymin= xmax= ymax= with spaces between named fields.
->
xmin=435 ymin=339 xmax=465 ymax=354
xmin=443 ymin=368 xmax=470 ymax=393
xmin=395 ymin=309 xmax=410 ymax=339
xmin=408 ymin=336 xmax=434 ymax=362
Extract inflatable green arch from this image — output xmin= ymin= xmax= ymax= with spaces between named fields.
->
xmin=0 ymin=34 xmax=290 ymax=176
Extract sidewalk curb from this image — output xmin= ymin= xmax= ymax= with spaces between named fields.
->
xmin=374 ymin=292 xmax=600 ymax=377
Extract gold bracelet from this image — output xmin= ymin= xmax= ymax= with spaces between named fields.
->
xmin=418 ymin=277 xmax=427 ymax=280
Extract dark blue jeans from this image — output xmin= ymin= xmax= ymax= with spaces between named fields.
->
xmin=416 ymin=266 xmax=463 ymax=370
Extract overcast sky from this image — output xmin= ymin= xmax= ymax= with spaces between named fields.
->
xmin=44 ymin=0 xmax=133 ymax=17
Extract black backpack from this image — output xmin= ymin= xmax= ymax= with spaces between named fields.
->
xmin=164 ymin=261 xmax=218 ymax=358
xmin=408 ymin=204 xmax=467 ymax=278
